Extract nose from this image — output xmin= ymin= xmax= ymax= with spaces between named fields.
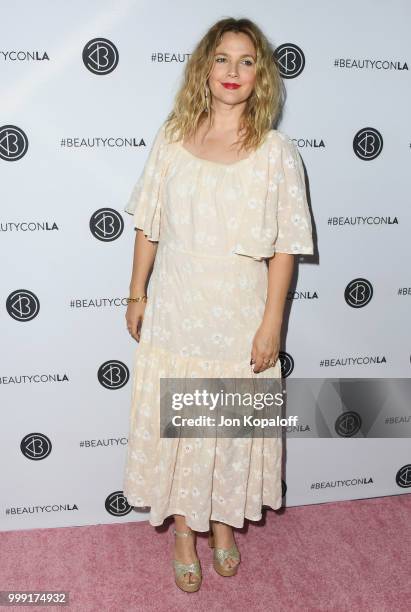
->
xmin=227 ymin=62 xmax=239 ymax=78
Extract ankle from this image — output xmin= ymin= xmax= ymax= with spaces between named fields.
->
xmin=211 ymin=521 xmax=233 ymax=534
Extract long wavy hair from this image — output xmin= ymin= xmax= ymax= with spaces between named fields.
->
xmin=163 ymin=17 xmax=285 ymax=153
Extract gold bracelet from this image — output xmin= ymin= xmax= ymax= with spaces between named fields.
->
xmin=126 ymin=295 xmax=147 ymax=303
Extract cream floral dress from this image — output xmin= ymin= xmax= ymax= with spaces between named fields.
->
xmin=122 ymin=122 xmax=314 ymax=532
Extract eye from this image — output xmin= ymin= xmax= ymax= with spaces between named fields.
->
xmin=214 ymin=56 xmax=254 ymax=66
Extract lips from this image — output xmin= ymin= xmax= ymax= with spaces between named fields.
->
xmin=221 ymin=82 xmax=240 ymax=89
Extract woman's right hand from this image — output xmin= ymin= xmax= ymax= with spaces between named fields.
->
xmin=125 ymin=301 xmax=147 ymax=342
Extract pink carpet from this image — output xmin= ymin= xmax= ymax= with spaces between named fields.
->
xmin=1 ymin=494 xmax=410 ymax=611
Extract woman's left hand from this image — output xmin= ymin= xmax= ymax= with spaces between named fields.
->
xmin=250 ymin=322 xmax=281 ymax=373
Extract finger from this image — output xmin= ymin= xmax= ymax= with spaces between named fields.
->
xmin=252 ymin=358 xmax=265 ymax=373
xmin=126 ymin=321 xmax=140 ymax=341
xmin=255 ymin=354 xmax=274 ymax=373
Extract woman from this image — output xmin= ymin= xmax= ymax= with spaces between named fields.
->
xmin=123 ymin=17 xmax=314 ymax=592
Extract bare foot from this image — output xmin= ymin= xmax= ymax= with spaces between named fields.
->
xmin=210 ymin=520 xmax=240 ymax=570
xmin=173 ymin=517 xmax=200 ymax=586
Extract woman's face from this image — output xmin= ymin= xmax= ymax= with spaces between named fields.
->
xmin=208 ymin=31 xmax=257 ymax=110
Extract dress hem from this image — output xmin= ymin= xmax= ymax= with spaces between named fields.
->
xmin=124 ymin=500 xmax=283 ymax=532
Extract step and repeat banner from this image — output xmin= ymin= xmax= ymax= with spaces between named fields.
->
xmin=1 ymin=0 xmax=410 ymax=531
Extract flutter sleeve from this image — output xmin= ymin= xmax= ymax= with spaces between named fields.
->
xmin=124 ymin=123 xmax=168 ymax=241
xmin=232 ymin=131 xmax=314 ymax=261
xmin=272 ymin=133 xmax=314 ymax=255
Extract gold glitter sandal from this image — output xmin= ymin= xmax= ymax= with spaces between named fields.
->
xmin=208 ymin=522 xmax=241 ymax=577
xmin=172 ymin=528 xmax=202 ymax=592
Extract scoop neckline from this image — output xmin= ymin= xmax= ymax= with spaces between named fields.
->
xmin=177 ymin=131 xmax=272 ymax=167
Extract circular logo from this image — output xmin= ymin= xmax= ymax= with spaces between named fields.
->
xmin=98 ymin=360 xmax=129 ymax=389
xmin=6 ymin=289 xmax=40 ymax=321
xmin=395 ymin=464 xmax=411 ymax=488
xmin=353 ymin=128 xmax=383 ymax=160
xmin=335 ymin=411 xmax=362 ymax=437
xmin=21 ymin=433 xmax=52 ymax=460
xmin=90 ymin=208 xmax=124 ymax=242
xmin=281 ymin=479 xmax=287 ymax=497
xmin=274 ymin=43 xmax=305 ymax=79
xmin=279 ymin=351 xmax=294 ymax=378
xmin=344 ymin=278 xmax=373 ymax=308
xmin=82 ymin=38 xmax=119 ymax=75
xmin=105 ymin=491 xmax=133 ymax=516
xmin=0 ymin=125 xmax=29 ymax=161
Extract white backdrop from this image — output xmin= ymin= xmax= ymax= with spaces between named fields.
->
xmin=1 ymin=0 xmax=410 ymax=531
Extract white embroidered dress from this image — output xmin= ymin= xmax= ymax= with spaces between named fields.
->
xmin=122 ymin=123 xmax=314 ymax=532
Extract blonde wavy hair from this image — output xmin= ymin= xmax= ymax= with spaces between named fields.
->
xmin=163 ymin=17 xmax=285 ymax=153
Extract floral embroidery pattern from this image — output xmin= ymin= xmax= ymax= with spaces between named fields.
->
xmin=122 ymin=123 xmax=314 ymax=531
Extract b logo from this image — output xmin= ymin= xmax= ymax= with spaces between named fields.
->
xmin=274 ymin=44 xmax=305 ymax=79
xmin=105 ymin=491 xmax=133 ymax=516
xmin=6 ymin=290 xmax=40 ymax=321
xmin=395 ymin=464 xmax=411 ymax=488
xmin=0 ymin=125 xmax=29 ymax=161
xmin=82 ymin=38 xmax=119 ymax=75
xmin=335 ymin=411 xmax=362 ymax=437
xmin=279 ymin=351 xmax=294 ymax=378
xmin=90 ymin=208 xmax=124 ymax=242
xmin=98 ymin=360 xmax=129 ymax=389
xmin=344 ymin=278 xmax=373 ymax=308
xmin=21 ymin=433 xmax=52 ymax=460
xmin=353 ymin=128 xmax=383 ymax=160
